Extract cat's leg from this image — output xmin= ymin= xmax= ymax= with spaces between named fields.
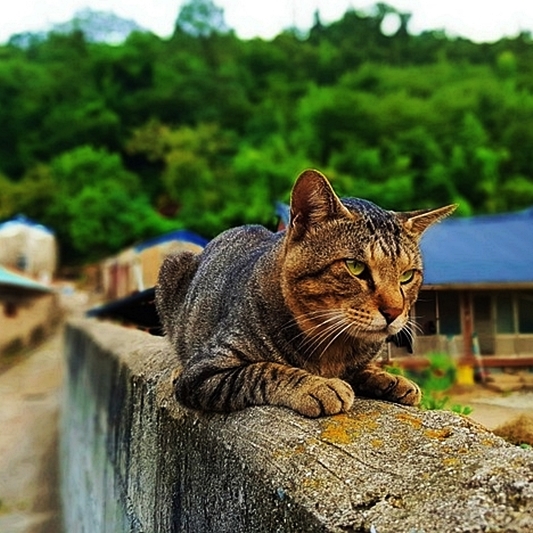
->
xmin=172 ymin=360 xmax=355 ymax=417
xmin=349 ymin=364 xmax=421 ymax=406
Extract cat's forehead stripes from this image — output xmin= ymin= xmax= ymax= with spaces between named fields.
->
xmin=365 ymin=241 xmax=416 ymax=275
xmin=366 ymin=239 xmax=397 ymax=264
xmin=342 ymin=198 xmax=401 ymax=235
xmin=341 ymin=197 xmax=404 ymax=258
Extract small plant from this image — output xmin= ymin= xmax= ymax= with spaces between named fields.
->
xmin=451 ymin=404 xmax=473 ymax=416
xmin=419 ymin=392 xmax=449 ymax=411
xmin=387 ymin=352 xmax=473 ymax=415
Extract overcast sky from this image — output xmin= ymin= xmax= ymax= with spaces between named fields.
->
xmin=2 ymin=0 xmax=533 ymax=43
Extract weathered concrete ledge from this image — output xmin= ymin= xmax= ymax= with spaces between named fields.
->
xmin=61 ymin=318 xmax=533 ymax=533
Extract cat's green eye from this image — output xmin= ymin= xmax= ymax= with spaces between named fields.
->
xmin=345 ymin=260 xmax=366 ymax=277
xmin=400 ymin=269 xmax=415 ymax=284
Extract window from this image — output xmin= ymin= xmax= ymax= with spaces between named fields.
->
xmin=415 ymin=291 xmax=437 ymax=335
xmin=518 ymin=293 xmax=533 ymax=334
xmin=414 ymin=291 xmax=461 ymax=335
xmin=4 ymin=302 xmax=18 ymax=318
xmin=439 ymin=291 xmax=461 ymax=335
xmin=495 ymin=294 xmax=514 ymax=333
xmin=414 ymin=290 xmax=533 ymax=337
xmin=493 ymin=290 xmax=533 ymax=334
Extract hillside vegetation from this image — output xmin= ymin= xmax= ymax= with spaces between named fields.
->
xmin=1 ymin=0 xmax=533 ymax=264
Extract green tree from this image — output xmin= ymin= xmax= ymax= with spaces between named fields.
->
xmin=42 ymin=146 xmax=170 ymax=263
xmin=0 ymin=174 xmax=17 ymax=219
xmin=2 ymin=1 xmax=533 ymax=268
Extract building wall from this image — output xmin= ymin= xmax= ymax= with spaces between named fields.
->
xmin=0 ymin=293 xmax=62 ymax=355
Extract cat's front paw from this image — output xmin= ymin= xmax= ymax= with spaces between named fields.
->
xmin=352 ymin=367 xmax=421 ymax=406
xmin=391 ymin=375 xmax=421 ymax=406
xmin=290 ymin=377 xmax=354 ymax=418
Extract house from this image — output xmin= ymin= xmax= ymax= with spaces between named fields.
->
xmin=0 ymin=215 xmax=57 ymax=284
xmin=0 ymin=266 xmax=61 ymax=355
xmin=276 ymin=202 xmax=533 ymax=366
xmin=406 ymin=207 xmax=533 ymax=367
xmin=100 ymin=229 xmax=208 ymax=301
xmin=89 ymin=229 xmax=208 ymax=333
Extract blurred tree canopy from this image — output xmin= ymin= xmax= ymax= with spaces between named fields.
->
xmin=2 ymin=0 xmax=533 ymax=265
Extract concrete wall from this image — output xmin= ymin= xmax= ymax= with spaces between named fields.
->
xmin=61 ymin=319 xmax=533 ymax=533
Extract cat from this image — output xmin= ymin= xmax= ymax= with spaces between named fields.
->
xmin=156 ymin=169 xmax=456 ymax=417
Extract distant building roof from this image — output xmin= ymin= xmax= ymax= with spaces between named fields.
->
xmin=422 ymin=207 xmax=533 ymax=287
xmin=134 ymin=229 xmax=208 ymax=253
xmin=276 ymin=202 xmax=533 ymax=287
xmin=0 ymin=214 xmax=55 ymax=236
xmin=0 ymin=266 xmax=52 ymax=295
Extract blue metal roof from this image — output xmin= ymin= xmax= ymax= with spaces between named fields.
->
xmin=421 ymin=207 xmax=533 ymax=286
xmin=0 ymin=266 xmax=52 ymax=293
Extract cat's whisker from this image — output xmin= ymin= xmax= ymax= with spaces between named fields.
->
xmin=279 ymin=309 xmax=343 ymax=334
xmin=284 ymin=313 xmax=346 ymax=349
xmin=295 ymin=310 xmax=346 ymax=325
xmin=299 ymin=315 xmax=360 ymax=363
xmin=402 ymin=327 xmax=415 ymax=348
xmin=316 ymin=321 xmax=355 ymax=361
xmin=399 ymin=320 xmax=421 ymax=350
xmin=300 ymin=310 xmax=372 ymax=360
xmin=297 ymin=316 xmax=347 ymax=355
xmin=283 ymin=309 xmax=347 ymax=340
xmin=408 ymin=316 xmax=425 ymax=334
xmin=406 ymin=318 xmax=424 ymax=336
xmin=297 ymin=318 xmax=346 ymax=358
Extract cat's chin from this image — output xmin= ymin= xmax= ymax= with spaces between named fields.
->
xmin=357 ymin=323 xmax=405 ymax=342
xmin=354 ymin=329 xmax=391 ymax=343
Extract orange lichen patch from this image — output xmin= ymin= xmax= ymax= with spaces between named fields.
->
xmin=293 ymin=444 xmax=306 ymax=454
xmin=395 ymin=412 xmax=423 ymax=430
xmin=443 ymin=457 xmax=459 ymax=467
xmin=301 ymin=477 xmax=322 ymax=490
xmin=320 ymin=412 xmax=379 ymax=445
xmin=271 ymin=442 xmax=308 ymax=461
xmin=481 ymin=437 xmax=500 ymax=448
xmin=441 ymin=445 xmax=469 ymax=457
xmin=371 ymin=438 xmax=384 ymax=448
xmin=424 ymin=427 xmax=453 ymax=440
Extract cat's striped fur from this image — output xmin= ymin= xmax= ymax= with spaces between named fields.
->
xmin=156 ymin=169 xmax=455 ymax=417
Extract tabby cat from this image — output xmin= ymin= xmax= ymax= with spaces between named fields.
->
xmin=156 ymin=169 xmax=455 ymax=417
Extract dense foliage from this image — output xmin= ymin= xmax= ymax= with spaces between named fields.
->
xmin=2 ymin=0 xmax=533 ymax=264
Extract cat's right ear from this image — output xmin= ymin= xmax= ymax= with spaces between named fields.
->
xmin=289 ymin=169 xmax=352 ymax=240
xmin=399 ymin=204 xmax=458 ymax=237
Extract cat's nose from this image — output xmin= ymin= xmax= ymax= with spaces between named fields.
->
xmin=380 ymin=306 xmax=402 ymax=325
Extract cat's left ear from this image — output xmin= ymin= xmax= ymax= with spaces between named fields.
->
xmin=398 ymin=204 xmax=458 ymax=237
xmin=289 ymin=169 xmax=353 ymax=240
